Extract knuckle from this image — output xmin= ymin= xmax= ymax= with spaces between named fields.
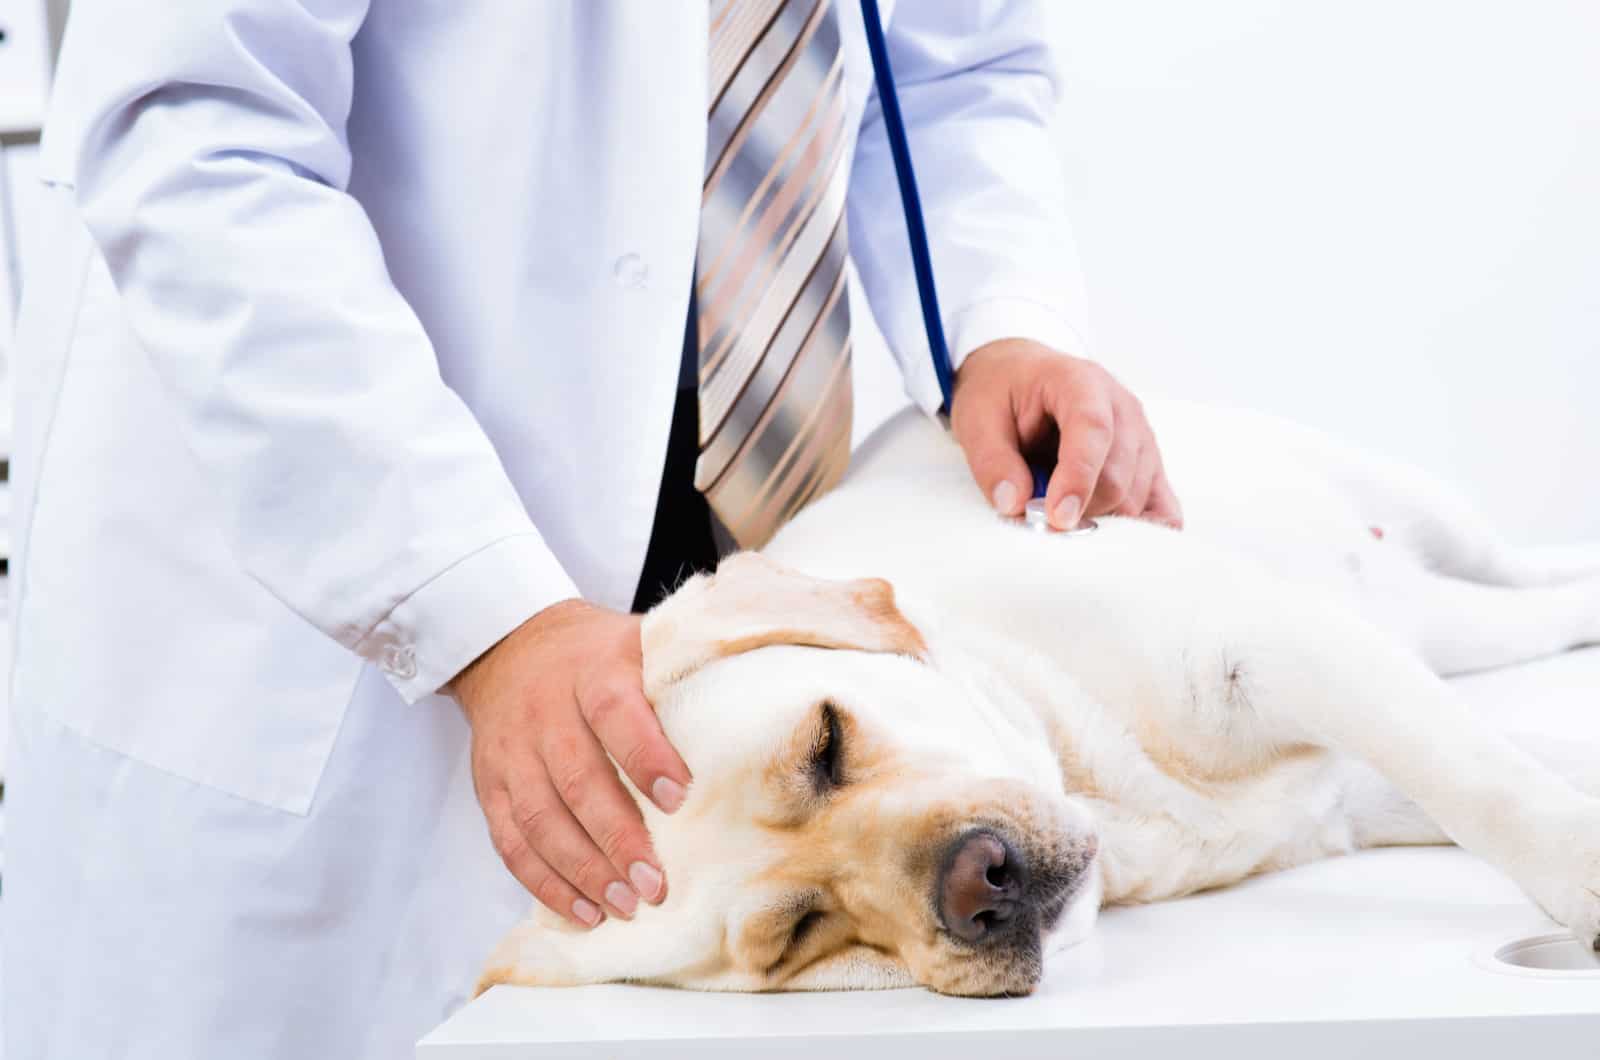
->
xmin=489 ymin=824 xmax=526 ymax=862
xmin=594 ymin=823 xmax=636 ymax=863
xmin=1067 ymin=454 xmax=1104 ymax=483
xmin=617 ymin=742 xmax=655 ymax=783
xmin=1078 ymin=408 xmax=1113 ymax=435
xmin=583 ymin=684 xmax=637 ymax=727
xmin=1097 ymin=468 xmax=1131 ymax=505
xmin=1072 ymin=359 xmax=1111 ymax=392
xmin=553 ymin=765 xmax=596 ymax=808
xmin=568 ymin=852 xmax=611 ymax=889
xmin=510 ymin=797 xmax=554 ymax=840
xmin=532 ymin=874 xmax=569 ymax=912
xmin=542 ymin=728 xmax=585 ymax=767
xmin=1069 ymin=417 xmax=1113 ymax=452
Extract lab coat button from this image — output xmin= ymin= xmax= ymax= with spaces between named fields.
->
xmin=612 ymin=253 xmax=648 ymax=289
xmin=380 ymin=643 xmax=417 ymax=681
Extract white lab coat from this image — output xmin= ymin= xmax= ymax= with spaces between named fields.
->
xmin=6 ymin=1 xmax=1084 ymax=1056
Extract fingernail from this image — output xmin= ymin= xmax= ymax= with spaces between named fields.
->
xmin=991 ymin=479 xmax=1019 ymax=515
xmin=652 ymin=777 xmax=687 ymax=814
xmin=605 ymin=881 xmax=638 ymax=918
xmin=1055 ymin=495 xmax=1082 ymax=530
xmin=629 ymin=861 xmax=665 ymax=903
xmin=572 ymin=898 xmax=603 ymax=928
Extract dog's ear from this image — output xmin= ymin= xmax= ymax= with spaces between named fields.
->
xmin=641 ymin=552 xmax=927 ymax=700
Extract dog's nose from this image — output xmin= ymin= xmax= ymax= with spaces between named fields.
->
xmin=937 ymin=830 xmax=1026 ymax=944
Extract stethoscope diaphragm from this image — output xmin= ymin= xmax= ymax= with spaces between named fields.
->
xmin=1022 ymin=497 xmax=1098 ymax=535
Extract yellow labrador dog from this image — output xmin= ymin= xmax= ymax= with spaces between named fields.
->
xmin=481 ymin=400 xmax=1600 ymax=997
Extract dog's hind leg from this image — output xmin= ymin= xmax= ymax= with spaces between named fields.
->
xmin=1473 ymin=542 xmax=1600 ymax=589
xmin=1389 ymin=496 xmax=1600 ymax=590
xmin=1374 ymin=565 xmax=1600 ymax=676
xmin=1254 ymin=411 xmax=1600 ymax=587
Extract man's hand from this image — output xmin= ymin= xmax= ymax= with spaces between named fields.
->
xmin=450 ymin=599 xmax=692 ymax=929
xmin=950 ymin=338 xmax=1182 ymax=530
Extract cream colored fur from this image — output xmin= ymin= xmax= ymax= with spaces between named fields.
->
xmin=480 ymin=399 xmax=1600 ymax=997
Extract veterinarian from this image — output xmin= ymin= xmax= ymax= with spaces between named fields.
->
xmin=7 ymin=2 xmax=1180 ymax=1057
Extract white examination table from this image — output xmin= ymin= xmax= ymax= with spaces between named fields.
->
xmin=420 ymin=647 xmax=1600 ymax=1058
xmin=416 ymin=646 xmax=1600 ymax=1056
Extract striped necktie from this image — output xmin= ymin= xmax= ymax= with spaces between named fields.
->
xmin=695 ymin=0 xmax=854 ymax=549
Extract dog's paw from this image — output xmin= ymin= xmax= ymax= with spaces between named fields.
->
xmin=1553 ymin=882 xmax=1600 ymax=952
xmin=1521 ymin=811 xmax=1600 ymax=950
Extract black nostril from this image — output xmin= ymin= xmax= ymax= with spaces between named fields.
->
xmin=937 ymin=830 xmax=1030 ymax=944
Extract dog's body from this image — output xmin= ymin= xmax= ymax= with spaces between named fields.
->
xmin=482 ymin=400 xmax=1600 ymax=997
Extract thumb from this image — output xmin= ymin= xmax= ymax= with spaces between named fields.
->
xmin=958 ymin=411 xmax=1033 ymax=517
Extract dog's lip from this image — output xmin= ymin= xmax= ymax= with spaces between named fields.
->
xmin=1032 ymin=836 xmax=1100 ymax=932
xmin=1038 ymin=865 xmax=1089 ymax=932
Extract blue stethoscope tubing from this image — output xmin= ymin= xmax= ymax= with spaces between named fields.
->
xmin=859 ymin=0 xmax=1051 ymax=501
xmin=857 ymin=0 xmax=955 ymax=414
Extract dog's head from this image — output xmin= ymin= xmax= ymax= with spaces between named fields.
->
xmin=480 ymin=553 xmax=1101 ymax=997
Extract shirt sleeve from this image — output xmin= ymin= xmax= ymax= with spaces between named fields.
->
xmin=45 ymin=0 xmax=577 ymax=702
xmin=848 ymin=0 xmax=1092 ymax=412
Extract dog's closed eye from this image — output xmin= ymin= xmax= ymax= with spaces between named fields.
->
xmin=810 ymin=703 xmax=846 ymax=793
xmin=747 ymin=895 xmax=834 ymax=977
xmin=789 ymin=908 xmax=827 ymax=948
xmin=769 ymin=905 xmax=843 ymax=974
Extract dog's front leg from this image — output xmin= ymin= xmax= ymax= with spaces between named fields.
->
xmin=1232 ymin=593 xmax=1600 ymax=949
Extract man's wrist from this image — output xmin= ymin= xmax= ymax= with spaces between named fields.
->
xmin=357 ymin=532 xmax=581 ymax=705
xmin=446 ymin=596 xmax=588 ymax=704
xmin=948 ymin=297 xmax=1088 ymax=373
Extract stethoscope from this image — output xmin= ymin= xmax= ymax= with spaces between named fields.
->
xmin=859 ymin=0 xmax=1095 ymax=535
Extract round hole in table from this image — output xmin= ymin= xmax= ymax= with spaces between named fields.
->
xmin=1480 ymin=932 xmax=1600 ymax=978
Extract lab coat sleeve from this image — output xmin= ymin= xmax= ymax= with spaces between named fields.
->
xmin=49 ymin=1 xmax=577 ymax=703
xmin=848 ymin=0 xmax=1090 ymax=411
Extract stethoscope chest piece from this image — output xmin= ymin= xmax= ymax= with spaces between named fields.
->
xmin=1023 ymin=497 xmax=1099 ymax=535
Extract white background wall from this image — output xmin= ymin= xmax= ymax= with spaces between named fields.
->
xmin=858 ymin=0 xmax=1600 ymax=544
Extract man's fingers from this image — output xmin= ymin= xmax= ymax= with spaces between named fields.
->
xmin=545 ymin=715 xmax=668 ymax=906
xmin=1127 ymin=453 xmax=1158 ymax=519
xmin=484 ymin=788 xmax=604 ymax=929
xmin=581 ymin=680 xmax=691 ymax=816
xmin=1145 ymin=466 xmax=1184 ymax=528
xmin=955 ymin=396 xmax=1032 ymax=516
xmin=506 ymin=762 xmax=640 ymax=920
xmin=1109 ymin=441 xmax=1156 ymax=518
xmin=1044 ymin=391 xmax=1114 ymax=530
xmin=1083 ymin=426 xmax=1142 ymax=519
